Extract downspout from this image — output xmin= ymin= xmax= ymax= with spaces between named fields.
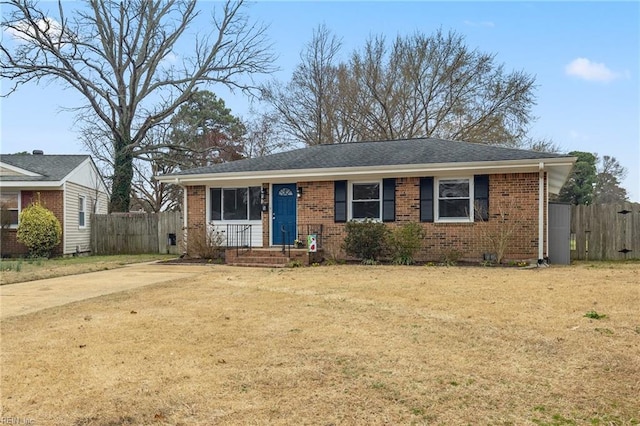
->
xmin=545 ymin=172 xmax=549 ymax=259
xmin=62 ymin=181 xmax=67 ymax=255
xmin=538 ymin=163 xmax=545 ymax=263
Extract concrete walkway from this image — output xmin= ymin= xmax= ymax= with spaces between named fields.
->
xmin=0 ymin=262 xmax=212 ymax=318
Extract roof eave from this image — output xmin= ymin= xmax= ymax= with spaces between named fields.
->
xmin=156 ymin=157 xmax=577 ymax=186
xmin=0 ymin=181 xmax=65 ymax=188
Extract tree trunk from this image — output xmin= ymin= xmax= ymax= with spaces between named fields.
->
xmin=109 ymin=141 xmax=134 ymax=212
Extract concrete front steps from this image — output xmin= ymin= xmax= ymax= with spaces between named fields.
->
xmin=225 ymin=248 xmax=320 ymax=267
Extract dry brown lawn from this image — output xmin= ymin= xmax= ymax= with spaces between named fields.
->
xmin=1 ymin=263 xmax=639 ymax=425
xmin=0 ymin=255 xmax=176 ymax=285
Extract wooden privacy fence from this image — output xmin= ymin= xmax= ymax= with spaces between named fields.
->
xmin=570 ymin=202 xmax=640 ymax=260
xmin=91 ymin=212 xmax=183 ymax=255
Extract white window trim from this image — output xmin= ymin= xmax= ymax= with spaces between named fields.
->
xmin=349 ymin=180 xmax=382 ymax=221
xmin=1 ymin=191 xmax=21 ymax=229
xmin=207 ymin=185 xmax=262 ymax=223
xmin=435 ymin=177 xmax=475 ymax=223
xmin=78 ymin=195 xmax=87 ymax=229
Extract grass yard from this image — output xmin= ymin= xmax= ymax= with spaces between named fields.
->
xmin=1 ymin=263 xmax=639 ymax=425
xmin=0 ymin=254 xmax=176 ymax=285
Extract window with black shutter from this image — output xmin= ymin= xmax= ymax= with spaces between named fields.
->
xmin=420 ymin=177 xmax=434 ymax=222
xmin=382 ymin=178 xmax=395 ymax=222
xmin=334 ymin=181 xmax=347 ymax=222
xmin=474 ymin=175 xmax=489 ymax=221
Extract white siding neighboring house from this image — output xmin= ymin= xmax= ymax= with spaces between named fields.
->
xmin=0 ymin=151 xmax=109 ymax=257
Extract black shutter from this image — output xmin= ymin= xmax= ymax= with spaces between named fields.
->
xmin=382 ymin=178 xmax=396 ymax=222
xmin=474 ymin=175 xmax=489 ymax=221
xmin=210 ymin=188 xmax=221 ymax=221
xmin=334 ymin=180 xmax=347 ymax=223
xmin=420 ymin=177 xmax=434 ymax=222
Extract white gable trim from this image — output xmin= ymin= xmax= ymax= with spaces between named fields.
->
xmin=0 ymin=161 xmax=42 ymax=177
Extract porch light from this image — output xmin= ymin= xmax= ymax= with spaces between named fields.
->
xmin=261 ymin=187 xmax=268 ymax=204
xmin=296 ymin=187 xmax=303 ymax=198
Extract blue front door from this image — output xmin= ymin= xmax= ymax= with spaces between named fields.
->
xmin=272 ymin=183 xmax=297 ymax=245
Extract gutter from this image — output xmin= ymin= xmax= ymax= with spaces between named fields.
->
xmin=0 ymin=181 xmax=65 ymax=188
xmin=155 ymin=158 xmax=576 ymax=185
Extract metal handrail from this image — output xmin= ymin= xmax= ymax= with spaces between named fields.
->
xmin=226 ymin=224 xmax=252 ymax=256
xmin=280 ymin=225 xmax=290 ymax=257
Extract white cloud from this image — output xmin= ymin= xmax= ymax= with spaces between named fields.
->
xmin=5 ymin=17 xmax=74 ymax=46
xmin=163 ymin=52 xmax=178 ymax=64
xmin=565 ymin=57 xmax=622 ymax=82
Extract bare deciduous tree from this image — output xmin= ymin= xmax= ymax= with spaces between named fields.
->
xmin=243 ymin=110 xmax=296 ymax=158
xmin=1 ymin=0 xmax=275 ymax=212
xmin=262 ymin=24 xmax=345 ymax=145
xmin=130 ymin=153 xmax=182 ymax=213
xmin=593 ymin=155 xmax=628 ymax=204
xmin=129 ymin=91 xmax=247 ymax=212
xmin=523 ymin=137 xmax=563 ymax=153
xmin=263 ymin=27 xmax=537 ymax=147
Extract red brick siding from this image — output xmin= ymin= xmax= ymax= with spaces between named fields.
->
xmin=184 ymin=185 xmax=206 ymax=255
xmin=297 ymin=173 xmax=546 ymax=262
xmin=186 ymin=185 xmax=206 ymax=229
xmin=184 ymin=173 xmax=547 ymax=263
xmin=0 ymin=190 xmax=64 ymax=257
xmin=296 ymin=181 xmax=347 ymax=258
xmin=261 ymin=184 xmax=270 ymax=247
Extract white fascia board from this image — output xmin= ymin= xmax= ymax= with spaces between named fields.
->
xmin=0 ymin=181 xmax=64 ymax=188
xmin=0 ymin=162 xmax=42 ymax=177
xmin=156 ymin=157 xmax=577 ymax=186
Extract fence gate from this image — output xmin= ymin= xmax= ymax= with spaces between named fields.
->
xmin=548 ymin=202 xmax=571 ymax=264
xmin=570 ymin=203 xmax=639 ymax=261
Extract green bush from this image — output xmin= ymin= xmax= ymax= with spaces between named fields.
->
xmin=387 ymin=222 xmax=425 ymax=265
xmin=16 ymin=202 xmax=62 ymax=258
xmin=343 ymin=219 xmax=389 ymax=263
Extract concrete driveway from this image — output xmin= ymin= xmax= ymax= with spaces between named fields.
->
xmin=0 ymin=262 xmax=212 ymax=318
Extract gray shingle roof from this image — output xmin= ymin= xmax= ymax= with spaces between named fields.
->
xmin=166 ymin=138 xmax=572 ymax=176
xmin=0 ymin=154 xmax=90 ymax=182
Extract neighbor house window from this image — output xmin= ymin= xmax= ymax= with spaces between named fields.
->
xmin=436 ymin=178 xmax=472 ymax=221
xmin=79 ymin=196 xmax=86 ymax=228
xmin=352 ymin=182 xmax=381 ymax=220
xmin=0 ymin=192 xmax=19 ymax=228
xmin=210 ymin=187 xmax=261 ymax=221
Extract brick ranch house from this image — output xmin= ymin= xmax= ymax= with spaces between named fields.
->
xmin=155 ymin=138 xmax=576 ymax=265
xmin=0 ymin=152 xmax=109 ymax=257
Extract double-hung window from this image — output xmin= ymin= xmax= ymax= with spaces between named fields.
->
xmin=335 ymin=179 xmax=395 ymax=222
xmin=210 ymin=187 xmax=261 ymax=221
xmin=78 ymin=196 xmax=86 ymax=228
xmin=0 ymin=192 xmax=19 ymax=228
xmin=436 ymin=178 xmax=472 ymax=221
xmin=352 ymin=182 xmax=380 ymax=220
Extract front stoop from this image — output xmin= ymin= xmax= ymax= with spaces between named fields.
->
xmin=225 ymin=248 xmax=323 ymax=267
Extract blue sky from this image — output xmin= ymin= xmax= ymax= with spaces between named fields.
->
xmin=1 ymin=1 xmax=639 ymax=201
